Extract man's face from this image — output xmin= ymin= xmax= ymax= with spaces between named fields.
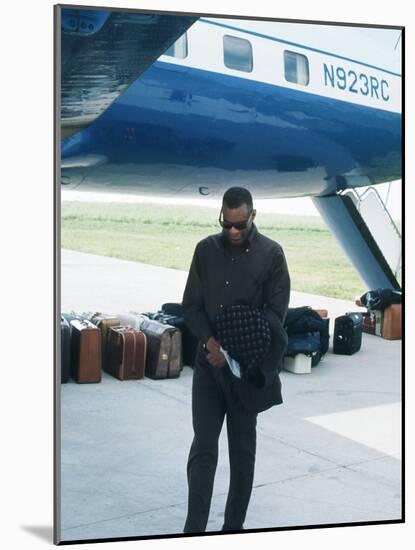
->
xmin=221 ymin=204 xmax=256 ymax=246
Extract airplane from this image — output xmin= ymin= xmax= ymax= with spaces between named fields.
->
xmin=58 ymin=6 xmax=403 ymax=292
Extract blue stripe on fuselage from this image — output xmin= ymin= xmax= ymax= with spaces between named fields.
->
xmin=61 ymin=61 xmax=401 ymax=194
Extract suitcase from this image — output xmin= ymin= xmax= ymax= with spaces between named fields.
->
xmin=140 ymin=318 xmax=182 ymax=379
xmin=362 ymin=312 xmax=376 ymax=335
xmin=375 ymin=310 xmax=383 ymax=337
xmin=333 ymin=313 xmax=363 ymax=355
xmin=117 ymin=312 xmax=147 ymax=330
xmin=151 ymin=311 xmax=191 ymax=370
xmin=70 ymin=319 xmax=102 ymax=383
xmin=139 ymin=311 xmax=184 ymax=371
xmin=382 ymin=304 xmax=402 ymax=340
xmin=283 ymin=354 xmax=312 ymax=374
xmin=106 ymin=326 xmax=147 ymax=380
xmin=61 ymin=312 xmax=91 ymax=382
xmin=161 ymin=303 xmax=198 ymax=368
xmin=87 ymin=313 xmax=120 ymax=369
xmin=61 ymin=316 xmax=71 ymax=383
xmin=158 ymin=314 xmax=184 ymax=371
xmin=62 ymin=311 xmax=90 ymax=328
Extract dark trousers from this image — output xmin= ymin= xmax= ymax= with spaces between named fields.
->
xmin=183 ymin=348 xmax=257 ymax=533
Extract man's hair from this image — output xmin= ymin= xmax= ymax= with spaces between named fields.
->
xmin=222 ymin=187 xmax=253 ymax=210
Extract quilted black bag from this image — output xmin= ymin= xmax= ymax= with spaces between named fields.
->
xmin=360 ymin=288 xmax=402 ymax=311
xmin=215 ymin=304 xmax=271 ymax=382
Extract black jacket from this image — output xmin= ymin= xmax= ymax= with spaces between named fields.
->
xmin=182 ymin=224 xmax=290 ymax=413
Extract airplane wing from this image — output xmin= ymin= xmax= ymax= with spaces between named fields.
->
xmin=60 ymin=8 xmax=198 ymax=138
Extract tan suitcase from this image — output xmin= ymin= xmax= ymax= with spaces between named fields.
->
xmin=70 ymin=319 xmax=102 ymax=383
xmin=106 ymin=326 xmax=147 ymax=380
xmin=382 ymin=304 xmax=402 ymax=340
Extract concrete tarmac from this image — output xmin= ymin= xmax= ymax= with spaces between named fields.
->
xmin=59 ymin=249 xmax=402 ymax=542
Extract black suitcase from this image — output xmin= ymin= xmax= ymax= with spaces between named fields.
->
xmin=333 ymin=313 xmax=363 ymax=355
xmin=61 ymin=316 xmax=71 ymax=383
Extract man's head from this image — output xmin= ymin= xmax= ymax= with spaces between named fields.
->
xmin=220 ymin=187 xmax=256 ymax=246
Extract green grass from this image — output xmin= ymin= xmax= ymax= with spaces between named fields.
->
xmin=61 ymin=201 xmax=372 ymax=300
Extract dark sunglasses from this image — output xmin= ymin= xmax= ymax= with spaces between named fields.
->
xmin=219 ymin=209 xmax=253 ymax=231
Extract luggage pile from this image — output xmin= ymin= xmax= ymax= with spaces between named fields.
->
xmin=60 ymin=303 xmax=198 ymax=384
xmin=282 ymin=287 xmax=402 ymax=375
xmin=355 ymin=288 xmax=402 ymax=340
xmin=283 ymin=307 xmax=330 ymax=374
xmin=282 ymin=307 xmax=366 ymax=375
xmin=61 ymin=290 xmax=401 ymax=382
xmin=283 ymin=306 xmax=366 ymax=375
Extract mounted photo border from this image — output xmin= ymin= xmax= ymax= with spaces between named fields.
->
xmin=54 ymin=3 xmax=404 ymax=545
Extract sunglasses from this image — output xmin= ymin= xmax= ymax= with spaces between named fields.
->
xmin=219 ymin=210 xmax=253 ymax=231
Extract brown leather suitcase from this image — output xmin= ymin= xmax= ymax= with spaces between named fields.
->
xmin=87 ymin=313 xmax=120 ymax=369
xmin=70 ymin=319 xmax=102 ymax=383
xmin=106 ymin=326 xmax=147 ymax=380
xmin=140 ymin=318 xmax=182 ymax=379
xmin=382 ymin=304 xmax=402 ymax=340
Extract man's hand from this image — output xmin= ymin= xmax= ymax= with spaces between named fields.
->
xmin=206 ymin=336 xmax=220 ymax=354
xmin=207 ymin=351 xmax=227 ymax=368
xmin=206 ymin=336 xmax=227 ymax=368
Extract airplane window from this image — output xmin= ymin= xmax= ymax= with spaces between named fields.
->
xmin=223 ymin=35 xmax=253 ymax=73
xmin=164 ymin=32 xmax=188 ymax=59
xmin=284 ymin=50 xmax=309 ymax=85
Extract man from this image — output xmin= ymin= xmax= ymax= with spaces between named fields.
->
xmin=182 ymin=186 xmax=290 ymax=534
